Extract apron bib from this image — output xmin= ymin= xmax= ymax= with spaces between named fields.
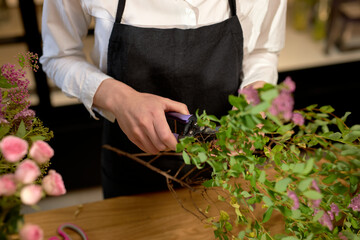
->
xmin=101 ymin=0 xmax=244 ymax=198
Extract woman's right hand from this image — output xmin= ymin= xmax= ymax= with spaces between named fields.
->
xmin=93 ymin=78 xmax=189 ymax=154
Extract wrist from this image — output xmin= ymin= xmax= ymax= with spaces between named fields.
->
xmin=93 ymin=78 xmax=136 ymax=114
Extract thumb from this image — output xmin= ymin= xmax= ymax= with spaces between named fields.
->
xmin=163 ymin=98 xmax=190 ymax=115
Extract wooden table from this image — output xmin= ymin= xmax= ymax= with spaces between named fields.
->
xmin=25 ymin=188 xmax=216 ymax=240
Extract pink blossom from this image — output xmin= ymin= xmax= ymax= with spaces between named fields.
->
xmin=330 ymin=203 xmax=340 ymax=216
xmin=312 ymin=180 xmax=321 ymax=207
xmin=0 ymin=174 xmax=17 ymax=196
xmin=291 ymin=112 xmax=305 ymax=126
xmin=313 ymin=209 xmax=333 ymax=231
xmin=15 ymin=159 xmax=41 ymax=184
xmin=283 ymin=76 xmax=296 ymax=93
xmin=269 ymin=91 xmax=294 ymax=121
xmin=19 ymin=223 xmax=44 ymax=240
xmin=29 ymin=140 xmax=54 ymax=164
xmin=287 ymin=191 xmax=300 ymax=210
xmin=14 ymin=109 xmax=36 ymax=130
xmin=20 ymin=184 xmax=43 ymax=205
xmin=42 ymin=170 xmax=66 ymax=196
xmin=1 ymin=63 xmax=30 ymax=106
xmin=339 ymin=232 xmax=348 ymax=240
xmin=348 ymin=194 xmax=360 ymax=212
xmin=0 ymin=135 xmax=28 ymax=163
xmin=239 ymin=86 xmax=260 ymax=105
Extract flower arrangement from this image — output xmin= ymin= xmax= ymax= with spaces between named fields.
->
xmin=177 ymin=77 xmax=360 ymax=240
xmin=0 ymin=53 xmax=66 ymax=240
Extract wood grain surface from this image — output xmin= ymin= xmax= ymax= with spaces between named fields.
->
xmin=25 ymin=188 xmax=217 ymax=240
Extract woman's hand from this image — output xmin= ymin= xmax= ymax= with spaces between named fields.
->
xmin=93 ymin=78 xmax=189 ymax=154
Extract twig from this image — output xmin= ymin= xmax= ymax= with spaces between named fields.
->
xmin=102 ymin=144 xmax=195 ymax=191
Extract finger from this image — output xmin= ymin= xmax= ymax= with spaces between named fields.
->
xmin=153 ymin=113 xmax=178 ymax=151
xmin=123 ymin=124 xmax=160 ymax=154
xmin=162 ymin=98 xmax=190 ymax=115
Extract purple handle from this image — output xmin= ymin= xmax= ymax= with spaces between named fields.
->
xmin=165 ymin=112 xmax=193 ymax=124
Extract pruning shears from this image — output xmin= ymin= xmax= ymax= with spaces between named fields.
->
xmin=165 ymin=112 xmax=218 ymax=141
xmin=48 ymin=223 xmax=88 ymax=240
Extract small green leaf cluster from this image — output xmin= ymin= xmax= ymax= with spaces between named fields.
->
xmin=178 ymin=79 xmax=360 ymax=240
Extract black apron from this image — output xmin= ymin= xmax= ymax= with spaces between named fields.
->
xmin=101 ymin=0 xmax=244 ymax=198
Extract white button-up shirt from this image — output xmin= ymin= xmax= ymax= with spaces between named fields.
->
xmin=40 ymin=0 xmax=287 ymax=121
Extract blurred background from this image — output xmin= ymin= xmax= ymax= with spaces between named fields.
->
xmin=0 ymin=0 xmax=359 ymax=212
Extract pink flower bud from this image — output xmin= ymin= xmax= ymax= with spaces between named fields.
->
xmin=19 ymin=223 xmax=44 ymax=240
xmin=29 ymin=140 xmax=54 ymax=164
xmin=42 ymin=170 xmax=66 ymax=196
xmin=0 ymin=174 xmax=17 ymax=196
xmin=15 ymin=159 xmax=41 ymax=184
xmin=20 ymin=184 xmax=43 ymax=205
xmin=0 ymin=136 xmax=28 ymax=163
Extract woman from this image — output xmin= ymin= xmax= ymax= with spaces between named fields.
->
xmin=40 ymin=0 xmax=287 ymax=198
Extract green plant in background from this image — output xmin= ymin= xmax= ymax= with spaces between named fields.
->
xmin=177 ymin=77 xmax=360 ymax=240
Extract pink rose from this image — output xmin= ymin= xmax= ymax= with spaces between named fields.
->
xmin=0 ymin=136 xmax=28 ymax=163
xmin=29 ymin=140 xmax=54 ymax=164
xmin=15 ymin=159 xmax=41 ymax=184
xmin=20 ymin=184 xmax=43 ymax=205
xmin=19 ymin=223 xmax=44 ymax=240
xmin=0 ymin=174 xmax=17 ymax=196
xmin=42 ymin=170 xmax=66 ymax=196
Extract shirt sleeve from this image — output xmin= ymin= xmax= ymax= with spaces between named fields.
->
xmin=40 ymin=0 xmax=111 ymax=120
xmin=240 ymin=0 xmax=287 ymax=89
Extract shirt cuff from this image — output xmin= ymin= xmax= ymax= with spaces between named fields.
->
xmin=240 ymin=51 xmax=279 ymax=89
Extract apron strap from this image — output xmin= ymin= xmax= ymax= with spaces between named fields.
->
xmin=229 ymin=0 xmax=237 ymax=17
xmin=115 ymin=0 xmax=237 ymax=24
xmin=115 ymin=0 xmax=126 ymax=24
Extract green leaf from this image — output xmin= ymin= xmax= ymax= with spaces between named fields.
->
xmin=0 ymin=125 xmax=10 ymax=138
xmin=237 ymin=231 xmax=246 ymax=239
xmin=341 ymin=112 xmax=352 ymax=122
xmin=241 ymin=191 xmax=252 ymax=198
xmin=262 ymin=195 xmax=274 ymax=207
xmin=275 ymin=178 xmax=292 ymax=192
xmin=261 ymin=88 xmax=278 ymax=101
xmin=336 ymin=118 xmax=346 ymax=135
xmin=350 ymin=216 xmax=360 ymax=229
xmin=350 ymin=125 xmax=360 ymax=131
xmin=242 ymin=115 xmax=255 ymax=130
xmin=271 ymin=145 xmax=284 ymax=154
xmin=313 ymin=210 xmax=324 ymax=222
xmin=344 ymin=131 xmax=360 ymax=142
xmin=182 ymin=151 xmax=190 ymax=164
xmin=305 ymin=233 xmax=314 ymax=240
xmin=303 ymin=190 xmax=323 ymax=200
xmin=229 ymin=95 xmax=246 ymax=110
xmin=306 ymin=104 xmax=318 ymax=111
xmin=262 ymin=206 xmax=274 ymax=223
xmin=298 ymin=178 xmax=313 ymax=191
xmin=281 ymin=237 xmax=298 ymax=240
xmin=29 ymin=135 xmax=46 ymax=142
xmin=293 ymin=163 xmax=305 ymax=174
xmin=326 ymin=132 xmax=342 ymax=141
xmin=322 ymin=174 xmax=337 ymax=184
xmin=202 ymin=179 xmax=214 ymax=188
xmin=303 ymin=158 xmax=314 ymax=175
xmin=291 ymin=209 xmax=302 ymax=219
xmin=15 ymin=121 xmax=26 ymax=138
xmin=341 ymin=148 xmax=360 ymax=156
xmin=250 ymin=102 xmax=270 ymax=115
xmin=319 ymin=105 xmax=335 ymax=113
xmin=258 ymin=170 xmax=266 ymax=183
xmin=0 ymin=75 xmax=17 ymax=88
xmin=198 ymin=152 xmax=207 ymax=163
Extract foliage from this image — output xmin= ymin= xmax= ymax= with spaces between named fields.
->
xmin=177 ymin=78 xmax=360 ymax=240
